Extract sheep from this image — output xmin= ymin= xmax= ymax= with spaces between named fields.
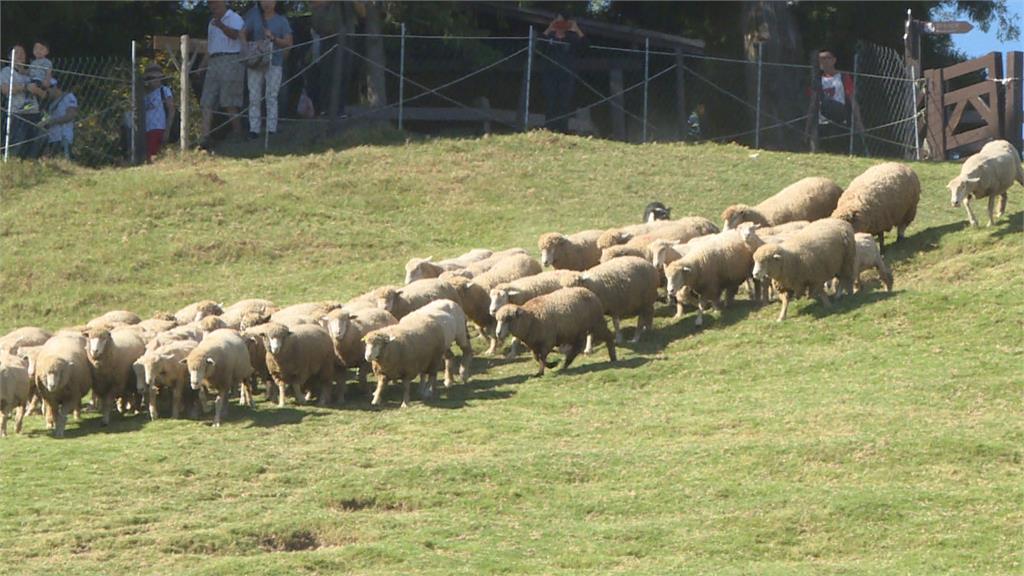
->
xmin=0 ymin=326 xmax=51 ymax=355
xmin=751 ymin=218 xmax=857 ymax=321
xmin=831 ymin=162 xmax=921 ymax=251
xmin=596 ymin=222 xmax=661 ymax=250
xmin=721 ymin=176 xmax=844 ymax=230
xmin=598 ymin=216 xmax=719 ymax=250
xmin=218 ymin=299 xmax=278 ymax=329
xmin=494 ymin=287 xmax=616 ymax=377
xmin=136 ymin=340 xmax=200 ymax=420
xmin=852 ymin=232 xmax=894 ymax=293
xmin=643 ymin=201 xmax=671 ymax=223
xmin=147 ymin=322 xmax=203 ymax=351
xmin=665 ymin=231 xmax=755 ymax=326
xmin=377 ymin=278 xmax=463 ymax=321
xmin=363 ymin=316 xmax=450 ymax=408
xmin=600 ymin=244 xmax=648 ymax=263
xmin=182 ymin=329 xmax=253 ymax=427
xmin=322 ymin=307 xmax=397 ymax=402
xmin=538 ymin=229 xmax=604 ymax=271
xmin=270 ymin=301 xmax=344 ymax=326
xmin=258 ymin=322 xmax=336 ymax=406
xmin=85 ymin=326 xmax=147 ymax=426
xmin=404 ymin=299 xmax=473 ymax=397
xmin=737 ymin=223 xmax=809 ymax=303
xmin=198 ymin=315 xmax=229 ymax=335
xmin=461 ymin=248 xmax=530 ymax=277
xmin=174 ymin=300 xmax=224 ymax=324
xmin=947 ymin=139 xmax=1024 ymax=227
xmin=0 ymin=353 xmax=31 ymax=436
xmin=127 ymin=317 xmax=179 ymax=345
xmin=14 ymin=344 xmax=45 ymax=415
xmin=347 ymin=287 xmax=395 ymax=312
xmin=560 ymin=256 xmax=659 ymax=343
xmin=34 ymin=334 xmax=93 ymax=437
xmin=437 ymin=275 xmax=499 ymax=354
xmin=404 ymin=248 xmax=494 ymax=284
xmin=488 ymin=270 xmax=581 ymax=316
xmin=86 ymin=310 xmax=141 ymax=329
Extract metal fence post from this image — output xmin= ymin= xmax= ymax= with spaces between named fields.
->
xmin=131 ymin=40 xmax=137 ymax=163
xmin=909 ymin=63 xmax=920 ymax=160
xmin=3 ymin=48 xmax=14 ymax=162
xmin=755 ymin=41 xmax=763 ymax=149
xmin=524 ymin=26 xmax=534 ymax=132
xmin=399 ymin=23 xmax=406 ymax=131
xmin=643 ymin=37 xmax=650 ymax=143
xmin=180 ymin=35 xmax=189 ymax=151
xmin=849 ymin=51 xmax=858 ymax=156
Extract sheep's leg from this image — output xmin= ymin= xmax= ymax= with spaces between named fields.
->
xmin=14 ymin=404 xmax=25 ymax=434
xmin=277 ymin=380 xmax=288 ymax=408
xmin=724 ymin=287 xmax=738 ymax=308
xmin=318 ymin=378 xmax=331 ymax=406
xmin=777 ymin=291 xmax=791 ymax=322
xmin=963 ymin=196 xmax=978 ymax=227
xmin=997 ymin=192 xmax=1007 ymax=218
xmin=371 ymin=375 xmax=387 ymax=406
xmin=101 ymin=393 xmax=113 ymax=426
xmin=876 ymin=232 xmax=886 ymax=253
xmin=986 ymin=194 xmax=996 ymax=226
xmin=44 ymin=402 xmax=54 ymax=430
xmin=504 ymin=337 xmax=521 ymax=359
xmin=583 ymin=333 xmax=594 ymax=354
xmin=55 ymin=403 xmax=68 ymax=438
xmin=563 ymin=338 xmax=586 ymax=370
xmin=171 ymin=385 xmax=184 ymax=419
xmin=149 ymin=387 xmax=160 ymax=420
xmin=815 ymin=287 xmax=832 ymax=308
xmin=443 ymin=351 xmax=455 ymax=388
xmin=26 ymin=393 xmax=40 ymax=415
xmin=612 ymin=317 xmax=623 ymax=344
xmin=484 ymin=335 xmax=499 ymax=356
xmin=401 ymin=376 xmax=412 ymax=408
xmin=0 ymin=409 xmax=7 ymax=437
xmin=879 ymin=258 xmax=894 ymax=292
xmin=532 ymin=350 xmax=547 ymax=377
xmin=213 ymin=394 xmax=225 ymax=427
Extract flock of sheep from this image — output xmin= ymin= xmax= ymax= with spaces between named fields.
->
xmin=1 ymin=140 xmax=1021 ymax=437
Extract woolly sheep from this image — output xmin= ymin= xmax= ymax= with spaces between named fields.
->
xmin=852 ymin=232 xmax=893 ymax=293
xmin=182 ymin=329 xmax=253 ymax=427
xmin=377 ymin=278 xmax=463 ymax=320
xmin=86 ymin=310 xmax=141 ymax=330
xmin=405 ymin=299 xmax=474 ymax=395
xmin=831 ymin=162 xmax=920 ymax=251
xmin=239 ymin=324 xmax=274 ymax=403
xmin=218 ymin=299 xmax=278 ymax=330
xmin=560 ymin=255 xmax=659 ymax=343
xmin=600 ymin=244 xmax=648 ymax=263
xmin=404 ymin=249 xmax=494 ymax=284
xmin=488 ymin=270 xmax=580 ymax=316
xmin=494 ymin=287 xmax=616 ymax=376
xmin=752 ymin=218 xmax=857 ymax=321
xmin=136 ymin=340 xmax=199 ymax=420
xmin=146 ymin=322 xmax=203 ymax=351
xmin=34 ymin=334 xmax=93 ymax=437
xmin=86 ymin=326 xmax=147 ymax=425
xmin=259 ymin=322 xmax=336 ymax=406
xmin=174 ymin=300 xmax=224 ymax=324
xmin=538 ymin=229 xmax=604 ymax=271
xmin=665 ymin=231 xmax=754 ymax=325
xmin=0 ymin=353 xmax=31 ymax=436
xmin=270 ymin=301 xmax=344 ymax=326
xmin=597 ymin=216 xmax=719 ymax=250
xmin=461 ymin=248 xmax=530 ymax=277
xmin=439 ymin=274 xmax=499 ymax=354
xmin=0 ymin=326 xmax=51 ymax=355
xmin=128 ymin=317 xmax=179 ymax=345
xmin=363 ymin=314 xmax=450 ymax=408
xmin=721 ymin=177 xmax=844 ymax=230
xmin=14 ymin=344 xmax=44 ymax=416
xmin=947 ymin=139 xmax=1024 ymax=227
xmin=322 ymin=307 xmax=397 ymax=402
xmin=737 ymin=223 xmax=809 ymax=303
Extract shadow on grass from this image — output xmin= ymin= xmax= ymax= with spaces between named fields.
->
xmin=885 ymin=219 xmax=969 ymax=264
xmin=648 ymin=298 xmax=760 ymax=347
xmin=803 ymin=289 xmax=897 ymax=319
xmin=243 ymin=405 xmax=327 ymax=428
xmin=988 ymin=210 xmax=1023 ymax=240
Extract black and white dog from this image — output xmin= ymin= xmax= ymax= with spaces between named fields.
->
xmin=643 ymin=202 xmax=671 ymax=223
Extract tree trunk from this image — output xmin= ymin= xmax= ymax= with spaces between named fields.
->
xmin=365 ymin=1 xmax=387 ymax=108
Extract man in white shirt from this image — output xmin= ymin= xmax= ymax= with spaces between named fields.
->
xmin=200 ymin=0 xmax=245 ymax=148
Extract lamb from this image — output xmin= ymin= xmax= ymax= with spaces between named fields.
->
xmin=86 ymin=310 xmax=141 ymax=329
xmin=377 ymin=278 xmax=463 ymax=320
xmin=440 ymin=275 xmax=499 ymax=354
xmin=538 ymin=229 xmax=604 ymax=271
xmin=852 ymin=232 xmax=894 ymax=293
xmin=182 ymin=329 xmax=254 ymax=426
xmin=721 ymin=176 xmax=844 ymax=230
xmin=494 ymin=287 xmax=616 ymax=376
xmin=404 ymin=249 xmax=494 ymax=284
xmin=363 ymin=315 xmax=450 ymax=408
xmin=136 ymin=340 xmax=200 ymax=420
xmin=85 ymin=326 xmax=147 ymax=425
xmin=0 ymin=353 xmax=31 ymax=436
xmin=34 ymin=334 xmax=93 ymax=437
xmin=831 ymin=162 xmax=921 ymax=251
xmin=0 ymin=326 xmax=51 ymax=355
xmin=947 ymin=139 xmax=1024 ymax=227
xmin=560 ymin=255 xmax=660 ymax=343
xmin=664 ymin=231 xmax=755 ymax=325
xmin=404 ymin=299 xmax=473 ymax=396
xmin=270 ymin=301 xmax=344 ymax=326
xmin=322 ymin=307 xmax=397 ymax=402
xmin=258 ymin=322 xmax=336 ymax=406
xmin=218 ymin=299 xmax=278 ymax=329
xmin=751 ymin=218 xmax=857 ymax=321
xmin=174 ymin=300 xmax=224 ymax=324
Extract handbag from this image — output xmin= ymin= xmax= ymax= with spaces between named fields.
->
xmin=242 ymin=38 xmax=272 ymax=70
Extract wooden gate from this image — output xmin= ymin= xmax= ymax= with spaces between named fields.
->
xmin=924 ymin=51 xmax=1022 ymax=159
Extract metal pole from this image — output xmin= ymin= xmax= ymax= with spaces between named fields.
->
xmin=399 ymin=23 xmax=406 ymax=130
xmin=524 ymin=27 xmax=534 ymax=131
xmin=643 ymin=37 xmax=650 ymax=143
xmin=849 ymin=52 xmax=858 ymax=155
xmin=755 ymin=41 xmax=763 ymax=149
xmin=910 ymin=64 xmax=920 ymax=161
xmin=181 ymin=35 xmax=189 ymax=151
xmin=131 ymin=40 xmax=137 ymax=163
xmin=3 ymin=48 xmax=15 ymax=162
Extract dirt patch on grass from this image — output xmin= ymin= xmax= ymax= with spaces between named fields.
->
xmin=258 ymin=530 xmax=320 ymax=552
xmin=330 ymin=497 xmax=413 ymax=513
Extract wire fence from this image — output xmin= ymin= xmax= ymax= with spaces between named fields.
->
xmin=3 ymin=29 xmax=932 ymax=166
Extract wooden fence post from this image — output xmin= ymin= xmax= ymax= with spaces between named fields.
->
xmin=924 ymin=68 xmax=945 ymax=160
xmin=1005 ymin=51 xmax=1023 ymax=156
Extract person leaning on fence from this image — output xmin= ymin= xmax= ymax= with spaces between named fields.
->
xmin=243 ymin=0 xmax=293 ymax=139
xmin=1 ymin=44 xmax=48 ymax=159
xmin=541 ymin=14 xmax=586 ymax=134
xmin=805 ymin=49 xmax=865 ymax=152
xmin=199 ymin=0 xmax=245 ymax=149
xmin=40 ymin=76 xmax=77 ymax=160
xmin=143 ymin=64 xmax=175 ymax=161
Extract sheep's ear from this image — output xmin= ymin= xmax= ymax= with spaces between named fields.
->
xmin=387 ymin=334 xmax=396 ymax=342
xmin=179 ymin=358 xmax=188 ymax=365
xmin=425 ymin=256 xmax=433 ymax=262
xmin=772 ymin=254 xmax=782 ymax=261
xmin=965 ymin=176 xmax=981 ymax=183
xmin=506 ymin=288 xmax=520 ymax=297
xmin=682 ymin=266 xmax=692 ymax=273
xmin=205 ymin=357 xmax=216 ymax=367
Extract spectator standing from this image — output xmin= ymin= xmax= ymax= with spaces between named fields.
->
xmin=29 ymin=40 xmax=53 ymax=91
xmin=199 ymin=0 xmax=245 ymax=149
xmin=541 ymin=14 xmax=586 ymax=134
xmin=142 ymin=63 xmax=175 ymax=161
xmin=806 ymin=49 xmax=865 ymax=153
xmin=243 ymin=0 xmax=293 ymax=139
xmin=308 ymin=0 xmax=348 ymax=116
xmin=0 ymin=44 xmax=47 ymax=159
xmin=41 ymin=77 xmax=77 ymax=160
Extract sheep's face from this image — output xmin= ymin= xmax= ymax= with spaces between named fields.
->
xmin=753 ymin=251 xmax=784 ymax=280
xmin=363 ymin=333 xmax=390 ymax=363
xmin=489 ymin=289 xmax=512 ymax=316
xmin=404 ymin=258 xmax=431 ymax=285
xmin=183 ymin=355 xmax=214 ymax=390
xmin=262 ymin=323 xmax=290 ymax=355
xmin=377 ymin=290 xmax=399 ymax=313
xmin=538 ymin=234 xmax=566 ymax=267
xmin=493 ymin=305 xmax=520 ymax=340
xmin=325 ymin=313 xmax=350 ymax=340
xmin=948 ymin=176 xmax=978 ymax=207
xmin=86 ymin=330 xmax=111 ymax=359
xmin=650 ymin=242 xmax=670 ymax=268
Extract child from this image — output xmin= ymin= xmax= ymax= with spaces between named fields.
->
xmin=142 ymin=63 xmax=175 ymax=161
xmin=41 ymin=76 xmax=77 ymax=159
xmin=29 ymin=40 xmax=53 ymax=92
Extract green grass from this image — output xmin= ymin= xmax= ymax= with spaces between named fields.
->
xmin=0 ymin=132 xmax=1021 ymax=575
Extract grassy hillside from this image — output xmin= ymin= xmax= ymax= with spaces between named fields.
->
xmin=0 ymin=133 xmax=1021 ymax=575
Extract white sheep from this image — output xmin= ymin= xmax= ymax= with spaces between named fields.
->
xmin=537 ymin=230 xmax=604 ymax=271
xmin=404 ymin=248 xmax=494 ymax=284
xmin=85 ymin=310 xmax=141 ymax=330
xmin=0 ymin=326 xmax=51 ymax=355
xmin=494 ymin=287 xmax=616 ymax=377
xmin=852 ymin=232 xmax=894 ymax=293
xmin=597 ymin=217 xmax=718 ymax=250
xmin=488 ymin=270 xmax=580 ymax=316
xmin=664 ymin=231 xmax=754 ymax=325
xmin=322 ymin=307 xmax=397 ymax=402
xmin=831 ymin=162 xmax=920 ymax=251
xmin=136 ymin=340 xmax=200 ymax=420
xmin=218 ymin=299 xmax=278 ymax=330
xmin=460 ymin=248 xmax=530 ymax=277
xmin=947 ymin=139 xmax=1024 ymax=227
xmin=173 ymin=300 xmax=224 ymax=324
xmin=560 ymin=255 xmax=660 ymax=343
xmin=377 ymin=278 xmax=463 ymax=320
xmin=464 ymin=253 xmax=543 ymax=291
xmin=404 ymin=299 xmax=474 ymax=397
xmin=269 ymin=301 xmax=344 ymax=326
xmin=721 ymin=176 xmax=844 ymax=230
xmin=0 ymin=353 xmax=31 ymax=436
xmin=34 ymin=334 xmax=93 ymax=437
xmin=363 ymin=315 xmax=450 ymax=408
xmin=751 ymin=218 xmax=857 ymax=321
xmin=258 ymin=322 xmax=337 ymax=406
xmin=440 ymin=274 xmax=500 ymax=354
xmin=182 ymin=329 xmax=254 ymax=427
xmin=85 ymin=326 xmax=147 ymax=425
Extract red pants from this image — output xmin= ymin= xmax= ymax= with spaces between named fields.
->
xmin=146 ymin=129 xmax=164 ymax=160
